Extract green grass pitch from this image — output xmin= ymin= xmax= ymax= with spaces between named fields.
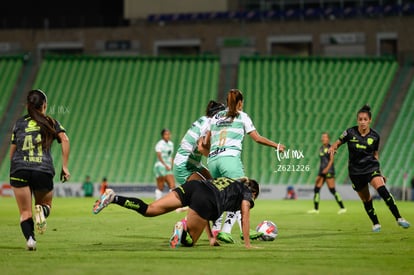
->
xmin=0 ymin=197 xmax=413 ymax=275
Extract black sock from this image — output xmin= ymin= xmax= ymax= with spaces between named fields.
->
xmin=113 ymin=195 xmax=148 ymax=216
xmin=313 ymin=187 xmax=320 ymax=210
xmin=329 ymin=188 xmax=345 ymax=209
xmin=20 ymin=218 xmax=35 ymax=241
xmin=363 ymin=199 xmax=379 ymax=225
xmin=377 ymin=186 xmax=401 ymax=220
xmin=42 ymin=205 xmax=50 ymax=218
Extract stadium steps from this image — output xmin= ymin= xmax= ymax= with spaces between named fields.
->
xmin=0 ymin=55 xmax=38 ymax=174
xmin=237 ymin=56 xmax=398 ymax=185
xmin=381 ymin=77 xmax=414 ymax=186
xmin=0 ymin=56 xmax=219 ymax=183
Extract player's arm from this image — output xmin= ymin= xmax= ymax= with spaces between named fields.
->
xmin=200 ymin=131 xmax=211 ymax=151
xmin=329 ymin=140 xmax=342 ymax=153
xmin=241 ymin=200 xmax=252 ymax=248
xmin=197 ymin=137 xmax=210 ymax=157
xmin=322 ymin=150 xmax=334 ymax=175
xmin=156 ymin=151 xmax=170 ymax=170
xmin=59 ymin=132 xmax=70 ymax=181
xmin=248 ymin=130 xmax=285 ymax=152
xmin=9 ymin=144 xmax=17 ymax=160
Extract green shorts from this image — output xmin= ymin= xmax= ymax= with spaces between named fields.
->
xmin=207 ymin=156 xmax=245 ymax=178
xmin=154 ymin=164 xmax=174 ymax=178
xmin=173 ymin=162 xmax=205 ymax=185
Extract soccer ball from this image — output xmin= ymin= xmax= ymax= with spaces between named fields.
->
xmin=256 ymin=220 xmax=278 ymax=241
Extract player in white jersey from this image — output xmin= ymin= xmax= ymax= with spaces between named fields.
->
xmin=173 ymin=100 xmax=225 ymax=185
xmin=202 ymin=89 xmax=285 ymax=244
xmin=154 ymin=129 xmax=175 ymax=200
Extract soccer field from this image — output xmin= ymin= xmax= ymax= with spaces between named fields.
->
xmin=0 ymin=197 xmax=413 ymax=275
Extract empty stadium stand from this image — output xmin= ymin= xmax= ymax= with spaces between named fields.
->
xmin=238 ymin=56 xmax=398 ymax=184
xmin=0 ymin=56 xmax=219 ymax=183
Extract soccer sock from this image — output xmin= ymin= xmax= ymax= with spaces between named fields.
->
xmin=363 ymin=199 xmax=379 ymax=225
xmin=113 ymin=195 xmax=148 ymax=216
xmin=41 ymin=205 xmax=50 ymax=218
xmin=20 ymin=218 xmax=35 ymax=241
xmin=181 ymin=230 xmax=194 ymax=247
xmin=329 ymin=188 xmax=345 ymax=209
xmin=155 ymin=189 xmax=163 ymax=200
xmin=236 ymin=211 xmax=242 ymax=231
xmin=377 ymin=186 xmax=402 ymax=220
xmin=212 ymin=215 xmax=223 ymax=232
xmin=221 ymin=211 xmax=238 ymax=234
xmin=313 ymin=187 xmax=320 ymax=210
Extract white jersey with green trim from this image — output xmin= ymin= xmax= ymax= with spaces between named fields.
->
xmin=155 ymin=139 xmax=174 ymax=167
xmin=174 ymin=116 xmax=209 ymax=167
xmin=207 ymin=110 xmax=256 ymax=159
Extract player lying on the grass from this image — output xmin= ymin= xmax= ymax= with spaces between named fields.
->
xmin=10 ymin=89 xmax=70 ymax=250
xmin=308 ymin=132 xmax=346 ymax=214
xmin=93 ymin=177 xmax=262 ymax=249
xmin=330 ymin=104 xmax=410 ymax=232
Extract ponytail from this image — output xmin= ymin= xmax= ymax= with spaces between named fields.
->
xmin=226 ymin=89 xmax=244 ymax=119
xmin=27 ymin=89 xmax=57 ymax=149
xmin=239 ymin=177 xmax=260 ymax=199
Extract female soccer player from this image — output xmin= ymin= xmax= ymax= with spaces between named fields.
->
xmin=10 ymin=89 xmax=70 ymax=250
xmin=308 ymin=132 xmax=346 ymax=214
xmin=173 ymin=100 xmax=225 ymax=185
xmin=154 ymin=129 xmax=175 ymax=200
xmin=93 ymin=177 xmax=260 ymax=249
xmin=202 ymin=89 xmax=285 ymax=243
xmin=330 ymin=105 xmax=410 ymax=232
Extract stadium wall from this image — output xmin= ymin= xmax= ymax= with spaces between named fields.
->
xmin=0 ymin=17 xmax=413 ymax=58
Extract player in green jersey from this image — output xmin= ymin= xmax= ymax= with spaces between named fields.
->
xmin=202 ymin=89 xmax=285 ymax=243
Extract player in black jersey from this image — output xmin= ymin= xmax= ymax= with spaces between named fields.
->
xmin=10 ymin=90 xmax=70 ymax=250
xmin=330 ymin=105 xmax=410 ymax=232
xmin=93 ymin=177 xmax=261 ymax=249
xmin=308 ymin=133 xmax=346 ymax=214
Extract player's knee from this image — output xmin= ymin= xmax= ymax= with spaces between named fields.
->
xmin=314 ymin=186 xmax=321 ymax=193
xmin=329 ymin=187 xmax=336 ymax=195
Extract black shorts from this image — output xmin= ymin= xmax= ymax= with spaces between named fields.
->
xmin=174 ymin=181 xmax=219 ymax=221
xmin=318 ymin=171 xmax=335 ymax=179
xmin=349 ymin=170 xmax=382 ymax=191
xmin=10 ymin=170 xmax=54 ymax=192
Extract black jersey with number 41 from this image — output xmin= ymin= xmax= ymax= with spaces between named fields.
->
xmin=10 ymin=115 xmax=66 ymax=176
xmin=339 ymin=126 xmax=380 ymax=175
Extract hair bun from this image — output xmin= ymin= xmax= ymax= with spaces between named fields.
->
xmin=361 ymin=104 xmax=371 ymax=112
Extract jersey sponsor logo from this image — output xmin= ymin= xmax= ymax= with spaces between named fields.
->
xmin=356 ymin=144 xmax=367 ymax=149
xmin=367 ymin=138 xmax=374 ymax=145
xmin=25 ymin=120 xmax=40 ymax=133
xmin=350 ymin=136 xmax=359 ymax=142
xmin=211 ymin=177 xmax=232 ymax=191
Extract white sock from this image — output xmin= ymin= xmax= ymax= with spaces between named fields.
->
xmin=236 ymin=211 xmax=242 ymax=231
xmin=212 ymin=214 xmax=223 ymax=232
xmin=221 ymin=211 xmax=238 ymax=234
xmin=155 ymin=189 xmax=163 ymax=200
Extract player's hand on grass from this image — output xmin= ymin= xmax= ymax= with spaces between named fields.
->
xmin=209 ymin=237 xmax=220 ymax=246
xmin=60 ymin=166 xmax=70 ymax=183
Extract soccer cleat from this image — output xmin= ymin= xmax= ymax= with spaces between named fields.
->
xmin=169 ymin=221 xmax=184 ymax=249
xmin=372 ymin=224 xmax=381 ymax=232
xmin=307 ymin=209 xmax=319 ymax=214
xmin=26 ymin=236 xmax=36 ymax=251
xmin=337 ymin=208 xmax=347 ymax=215
xmin=34 ymin=205 xmax=46 ymax=234
xmin=397 ymin=218 xmax=410 ymax=229
xmin=217 ymin=232 xmax=234 ymax=244
xmin=93 ymin=189 xmax=115 ymax=214
xmin=240 ymin=229 xmax=264 ymax=240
